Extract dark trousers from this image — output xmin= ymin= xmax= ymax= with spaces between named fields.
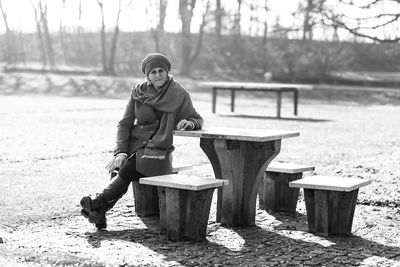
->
xmin=103 ymin=157 xmax=145 ymax=212
xmin=111 ymin=155 xmax=145 ymax=182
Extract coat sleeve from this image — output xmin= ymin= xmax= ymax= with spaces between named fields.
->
xmin=177 ymin=93 xmax=203 ymax=130
xmin=114 ymin=95 xmax=136 ymax=155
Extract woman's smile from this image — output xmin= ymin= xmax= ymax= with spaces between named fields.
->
xmin=148 ymin=68 xmax=168 ymax=89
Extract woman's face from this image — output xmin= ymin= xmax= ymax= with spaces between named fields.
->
xmin=148 ymin=68 xmax=168 ymax=89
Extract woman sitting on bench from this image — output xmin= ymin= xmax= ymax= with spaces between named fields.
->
xmin=80 ymin=53 xmax=203 ymax=229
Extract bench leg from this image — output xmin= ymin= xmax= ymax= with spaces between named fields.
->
xmin=158 ymin=187 xmax=216 ymax=241
xmin=212 ymin=88 xmax=217 ymax=113
xmin=304 ymin=188 xmax=359 ymax=236
xmin=132 ymin=182 xmax=159 ymax=217
xmin=230 ymin=89 xmax=235 ymax=112
xmin=293 ymin=89 xmax=298 ymax=116
xmin=258 ymin=172 xmax=301 ymax=213
xmin=276 ymin=91 xmax=282 ymax=118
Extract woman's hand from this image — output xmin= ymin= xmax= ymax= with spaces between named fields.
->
xmin=114 ymin=153 xmax=127 ymax=168
xmin=176 ymin=119 xmax=195 ymax=130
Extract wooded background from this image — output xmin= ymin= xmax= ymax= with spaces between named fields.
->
xmin=1 ymin=0 xmax=399 ymax=84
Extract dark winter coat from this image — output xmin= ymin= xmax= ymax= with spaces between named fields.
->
xmin=113 ymin=77 xmax=203 ymax=176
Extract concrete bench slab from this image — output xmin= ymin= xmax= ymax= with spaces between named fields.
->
xmin=139 ymin=174 xmax=228 ymax=241
xmin=259 ymin=162 xmax=315 ymax=213
xmin=289 ymin=176 xmax=372 ymax=191
xmin=132 ymin=165 xmax=194 ymax=217
xmin=289 ymin=175 xmax=372 ymax=236
xmin=267 ymin=162 xmax=315 ymax=174
xmin=140 ymin=174 xmax=228 ymax=191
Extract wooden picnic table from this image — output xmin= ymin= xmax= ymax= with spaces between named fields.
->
xmin=199 ymin=82 xmax=314 ymax=118
xmin=173 ymin=127 xmax=299 ymax=226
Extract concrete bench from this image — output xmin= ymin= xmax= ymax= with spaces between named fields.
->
xmin=132 ymin=165 xmax=193 ymax=217
xmin=258 ymin=162 xmax=315 ymax=213
xmin=140 ymin=174 xmax=228 ymax=241
xmin=289 ymin=176 xmax=372 ymax=236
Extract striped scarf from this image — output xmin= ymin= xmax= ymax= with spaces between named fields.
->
xmin=131 ymin=76 xmax=186 ymax=159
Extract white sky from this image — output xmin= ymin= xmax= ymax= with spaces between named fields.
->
xmin=0 ymin=0 xmax=299 ymax=34
xmin=0 ymin=0 xmax=397 ymax=40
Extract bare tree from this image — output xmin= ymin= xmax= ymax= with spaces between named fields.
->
xmin=261 ymin=0 xmax=269 ymax=73
xmin=95 ymin=0 xmax=123 ymax=75
xmin=0 ymin=0 xmax=17 ymax=64
xmin=215 ymin=0 xmax=222 ymax=39
xmin=59 ymin=0 xmax=68 ymax=63
xmin=232 ymin=0 xmax=242 ymax=36
xmin=108 ymin=0 xmax=122 ymax=75
xmin=40 ymin=1 xmax=55 ymax=67
xmin=190 ymin=1 xmax=211 ymax=66
xmin=179 ymin=0 xmax=212 ymax=76
xmin=248 ymin=0 xmax=256 ymax=36
xmin=294 ymin=0 xmax=327 ymax=40
xmin=150 ymin=0 xmax=168 ymax=52
xmin=302 ymin=0 xmax=315 ymax=40
xmin=322 ymin=0 xmax=400 ymax=43
xmin=31 ymin=0 xmax=55 ymax=68
xmin=32 ymin=0 xmax=48 ymax=68
xmin=95 ymin=0 xmax=108 ymax=74
xmin=72 ymin=0 xmax=85 ymax=63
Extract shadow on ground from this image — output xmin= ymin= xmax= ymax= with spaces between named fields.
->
xmin=217 ymin=113 xmax=332 ymax=122
xmin=81 ymin=211 xmax=400 ymax=266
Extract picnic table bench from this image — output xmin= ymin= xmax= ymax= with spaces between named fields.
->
xmin=258 ymin=162 xmax=315 ymax=213
xmin=132 ymin=165 xmax=193 ymax=217
xmin=290 ymin=176 xmax=372 ymax=236
xmin=140 ymin=174 xmax=228 ymax=241
xmin=199 ymin=82 xmax=314 ymax=118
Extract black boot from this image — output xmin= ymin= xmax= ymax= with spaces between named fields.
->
xmin=81 ymin=209 xmax=107 ymax=229
xmin=85 ymin=195 xmax=122 ymax=229
xmin=80 ymin=193 xmax=106 ymax=214
xmin=80 ymin=175 xmax=130 ymax=228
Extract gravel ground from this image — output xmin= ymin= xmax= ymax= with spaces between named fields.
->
xmin=0 ymin=74 xmax=399 ymax=266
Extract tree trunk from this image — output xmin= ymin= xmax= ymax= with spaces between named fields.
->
xmin=59 ymin=0 xmax=68 ymax=64
xmin=232 ymin=0 xmax=242 ymax=36
xmin=39 ymin=1 xmax=55 ymax=67
xmin=32 ymin=4 xmax=47 ymax=69
xmin=96 ymin=0 xmax=108 ymax=75
xmin=215 ymin=0 xmax=222 ymax=39
xmin=0 ymin=0 xmax=16 ymax=64
xmin=262 ymin=0 xmax=269 ymax=73
xmin=178 ymin=0 xmax=196 ymax=76
xmin=152 ymin=0 xmax=167 ymax=52
xmin=248 ymin=0 xmax=256 ymax=36
xmin=188 ymin=0 xmax=210 ymax=68
xmin=302 ymin=0 xmax=314 ymax=40
xmin=18 ymin=31 xmax=26 ymax=64
xmin=76 ymin=0 xmax=85 ymax=65
xmin=107 ymin=0 xmax=122 ymax=76
xmin=159 ymin=0 xmax=167 ymax=33
xmin=158 ymin=0 xmax=167 ymax=49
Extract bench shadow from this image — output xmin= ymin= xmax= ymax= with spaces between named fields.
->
xmin=83 ymin=216 xmax=242 ymax=266
xmin=267 ymin=210 xmax=310 ymax=231
xmin=217 ymin=113 xmax=332 ymax=122
xmin=233 ymin=225 xmax=400 ymax=266
xmin=83 ymin=211 xmax=399 ymax=266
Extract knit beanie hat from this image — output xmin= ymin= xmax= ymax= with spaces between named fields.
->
xmin=141 ymin=53 xmax=171 ymax=76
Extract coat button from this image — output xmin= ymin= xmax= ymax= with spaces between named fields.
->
xmin=142 ymin=141 xmax=147 ymax=144
xmin=140 ymin=125 xmax=144 ymax=129
xmin=149 ymin=130 xmax=154 ymax=134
